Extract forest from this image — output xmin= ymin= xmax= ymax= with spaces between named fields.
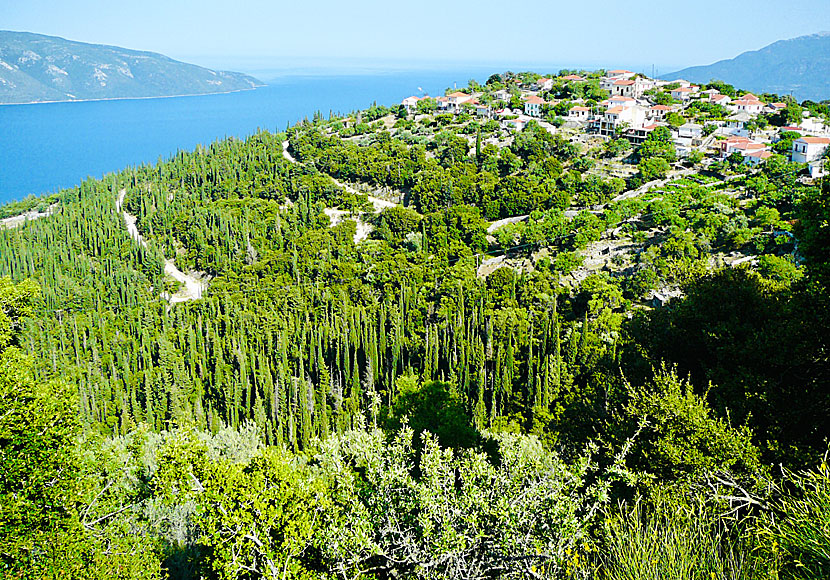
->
xmin=1 ymin=72 xmax=829 ymax=579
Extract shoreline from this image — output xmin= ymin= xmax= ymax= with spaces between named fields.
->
xmin=0 ymin=84 xmax=266 ymax=107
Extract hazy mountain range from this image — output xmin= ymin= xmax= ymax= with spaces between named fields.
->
xmin=0 ymin=31 xmax=263 ymax=104
xmin=665 ymin=32 xmax=830 ymax=102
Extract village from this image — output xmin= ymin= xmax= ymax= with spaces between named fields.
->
xmin=401 ymin=69 xmax=830 ymax=179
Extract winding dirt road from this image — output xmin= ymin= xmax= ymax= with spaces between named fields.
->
xmin=116 ymin=189 xmax=208 ymax=304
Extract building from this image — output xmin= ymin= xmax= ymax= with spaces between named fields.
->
xmin=744 ymin=150 xmax=775 ymax=167
xmin=606 ymin=69 xmax=635 ymax=79
xmin=792 ymin=137 xmax=830 ymax=163
xmin=561 ymin=74 xmax=586 ymax=82
xmin=523 ymin=95 xmax=545 ymax=117
xmin=446 ymin=91 xmax=474 ymax=112
xmin=536 ymin=77 xmax=553 ymax=91
xmin=678 ymin=123 xmax=703 ymax=139
xmin=731 ymin=98 xmax=765 ymax=115
xmin=595 ymin=105 xmax=646 ymax=137
xmin=607 ymin=95 xmax=637 ymax=109
xmin=649 ymin=104 xmax=673 ymax=120
xmin=671 ymin=87 xmax=697 ymax=101
xmin=611 ymin=79 xmax=636 ymax=97
xmin=719 ymin=136 xmax=767 ymax=158
xmin=568 ymin=105 xmax=591 ymax=120
xmin=401 ymin=96 xmax=422 ymax=113
xmin=710 ymin=94 xmax=732 ymax=106
xmin=726 ymin=112 xmax=752 ymax=136
xmin=492 ymin=89 xmax=511 ymax=102
xmin=475 ymin=103 xmax=493 ymax=118
xmin=502 ymin=117 xmax=528 ymax=132
xmin=627 ymin=123 xmax=660 ymax=145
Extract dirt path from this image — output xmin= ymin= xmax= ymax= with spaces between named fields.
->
xmin=0 ymin=204 xmax=57 ymax=229
xmin=281 ymin=140 xmax=397 ymax=242
xmin=116 ymin=189 xmax=208 ymax=304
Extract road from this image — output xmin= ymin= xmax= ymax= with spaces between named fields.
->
xmin=116 ymin=189 xmax=208 ymax=304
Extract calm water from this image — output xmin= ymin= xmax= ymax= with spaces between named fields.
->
xmin=0 ymin=68 xmax=497 ymax=204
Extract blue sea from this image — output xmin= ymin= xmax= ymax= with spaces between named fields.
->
xmin=0 ymin=66 xmax=502 ymax=204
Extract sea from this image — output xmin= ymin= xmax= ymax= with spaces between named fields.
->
xmin=0 ymin=65 xmax=510 ymax=205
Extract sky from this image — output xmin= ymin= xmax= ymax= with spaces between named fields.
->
xmin=2 ymin=0 xmax=829 ymax=75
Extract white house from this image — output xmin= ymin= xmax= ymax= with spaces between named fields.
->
xmin=671 ymin=87 xmax=697 ymax=101
xmin=596 ymin=105 xmax=646 ymax=137
xmin=475 ymin=103 xmax=493 ymax=118
xmin=536 ymin=77 xmax=553 ymax=91
xmin=611 ymin=79 xmax=636 ymax=97
xmin=502 ymin=117 xmax=528 ymax=132
xmin=726 ymin=112 xmax=752 ymax=136
xmin=402 ymin=96 xmax=422 ymax=112
xmin=568 ymin=105 xmax=591 ymax=120
xmin=678 ymin=123 xmax=703 ymax=139
xmin=743 ymin=150 xmax=774 ymax=167
xmin=492 ymin=89 xmax=511 ymax=102
xmin=731 ymin=98 xmax=765 ymax=115
xmin=607 ymin=95 xmax=637 ymax=109
xmin=447 ymin=91 xmax=474 ymax=112
xmin=648 ymin=104 xmax=673 ymax=120
xmin=606 ymin=69 xmax=635 ymax=79
xmin=710 ymin=94 xmax=732 ymax=106
xmin=792 ymin=137 xmax=830 ymax=163
xmin=524 ymin=95 xmax=545 ymax=117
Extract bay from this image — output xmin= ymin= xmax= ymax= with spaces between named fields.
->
xmin=0 ymin=66 xmax=500 ymax=204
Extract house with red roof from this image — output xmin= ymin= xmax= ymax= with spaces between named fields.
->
xmin=605 ymin=69 xmax=635 ymax=79
xmin=568 ymin=105 xmax=591 ymax=120
xmin=401 ymin=95 xmax=423 ymax=112
xmin=523 ymin=94 xmax=546 ymax=117
xmin=648 ymin=104 xmax=674 ymax=120
xmin=560 ymin=74 xmax=586 ymax=82
xmin=731 ymin=97 xmax=765 ymax=115
xmin=671 ymin=86 xmax=698 ymax=101
xmin=744 ymin=150 xmax=775 ymax=167
xmin=536 ymin=77 xmax=553 ymax=91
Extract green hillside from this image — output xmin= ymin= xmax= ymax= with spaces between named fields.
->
xmin=1 ymin=72 xmax=829 ymax=579
xmin=0 ymin=30 xmax=262 ymax=104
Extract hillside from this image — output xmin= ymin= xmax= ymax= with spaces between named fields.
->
xmin=0 ymin=30 xmax=262 ymax=104
xmin=1 ymin=72 xmax=829 ymax=578
xmin=664 ymin=32 xmax=830 ymax=101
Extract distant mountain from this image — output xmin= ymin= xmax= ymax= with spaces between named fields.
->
xmin=0 ymin=31 xmax=263 ymax=104
xmin=664 ymin=33 xmax=830 ymax=102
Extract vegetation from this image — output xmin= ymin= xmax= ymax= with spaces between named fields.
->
xmin=1 ymin=70 xmax=828 ymax=579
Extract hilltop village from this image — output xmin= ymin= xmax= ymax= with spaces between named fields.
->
xmin=403 ymin=69 xmax=828 ymax=175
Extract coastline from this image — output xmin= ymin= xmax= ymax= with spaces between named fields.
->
xmin=0 ymin=84 xmax=266 ymax=107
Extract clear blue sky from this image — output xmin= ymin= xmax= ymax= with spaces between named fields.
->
xmin=2 ymin=0 xmax=828 ymax=73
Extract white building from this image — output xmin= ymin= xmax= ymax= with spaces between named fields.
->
xmin=671 ymin=87 xmax=697 ymax=101
xmin=536 ymin=77 xmax=553 ymax=91
xmin=606 ymin=69 xmax=635 ymax=79
xmin=744 ymin=150 xmax=774 ymax=167
xmin=568 ymin=105 xmax=591 ymax=120
xmin=492 ymin=89 xmax=511 ymax=102
xmin=678 ymin=123 xmax=703 ymax=139
xmin=792 ymin=137 xmax=830 ymax=163
xmin=731 ymin=98 xmax=765 ymax=115
xmin=447 ymin=91 xmax=474 ymax=112
xmin=402 ymin=96 xmax=422 ymax=112
xmin=523 ymin=95 xmax=545 ymax=117
xmin=502 ymin=117 xmax=529 ymax=132
xmin=611 ymin=79 xmax=637 ymax=97
xmin=607 ymin=95 xmax=637 ymax=109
